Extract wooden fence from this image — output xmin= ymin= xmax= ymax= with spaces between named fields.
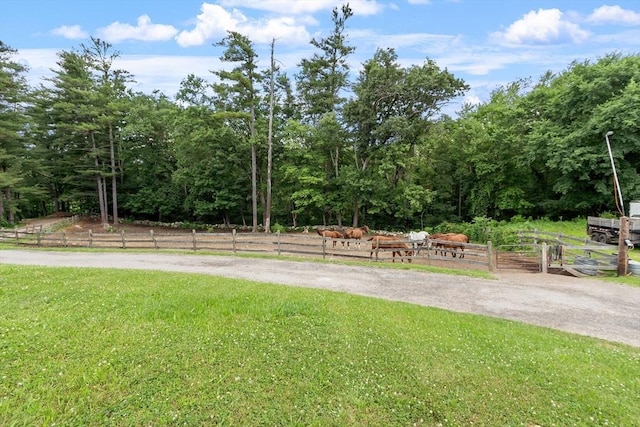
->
xmin=502 ymin=230 xmax=619 ymax=275
xmin=0 ymin=228 xmax=496 ymax=271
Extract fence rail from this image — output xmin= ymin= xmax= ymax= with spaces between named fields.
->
xmin=1 ymin=228 xmax=497 ymax=271
xmin=3 ymin=226 xmax=630 ymax=276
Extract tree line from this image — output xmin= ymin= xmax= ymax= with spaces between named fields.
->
xmin=1 ymin=5 xmax=638 ymax=231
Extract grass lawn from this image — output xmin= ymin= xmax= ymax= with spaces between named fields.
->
xmin=1 ymin=265 xmax=638 ymax=426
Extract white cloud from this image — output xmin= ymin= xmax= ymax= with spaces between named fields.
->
xmin=586 ymin=5 xmax=640 ymax=25
xmin=96 ymin=15 xmax=179 ymax=43
xmin=115 ymin=55 xmax=218 ymax=96
xmin=463 ymin=94 xmax=481 ymax=105
xmin=175 ymin=4 xmax=245 ymax=47
xmin=348 ymin=28 xmax=457 ymax=56
xmin=175 ymin=3 xmax=311 ymax=47
xmin=51 ymin=25 xmax=89 ymax=40
xmin=15 ymin=49 xmax=59 ymax=81
xmin=490 ymin=8 xmax=590 ymax=45
xmin=245 ymin=16 xmax=312 ymax=44
xmin=218 ymin=0 xmax=384 ymax=15
xmin=15 ymin=48 xmax=219 ymax=97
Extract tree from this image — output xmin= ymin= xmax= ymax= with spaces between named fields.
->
xmin=82 ymin=37 xmax=133 ymax=226
xmin=172 ymin=105 xmax=247 ymax=225
xmin=0 ymin=42 xmax=40 ymax=223
xmin=277 ymin=120 xmax=326 ymax=227
xmin=119 ymin=91 xmax=182 ymax=222
xmin=296 ymin=3 xmax=354 ymax=121
xmin=343 ymin=48 xmax=468 ymax=227
xmin=213 ymin=31 xmax=262 ymax=231
xmin=525 ymin=53 xmax=640 ymax=216
xmin=42 ymin=49 xmax=110 ymax=223
xmin=456 ymin=80 xmax=539 ymax=220
xmin=295 ymin=4 xmax=355 ymax=226
xmin=264 ymin=39 xmax=277 ymax=233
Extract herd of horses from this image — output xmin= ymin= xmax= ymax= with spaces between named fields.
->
xmin=316 ymin=226 xmax=469 ymax=263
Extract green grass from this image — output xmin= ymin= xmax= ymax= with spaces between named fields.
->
xmin=502 ymin=216 xmax=589 ymax=237
xmin=1 ymin=265 xmax=638 ymax=426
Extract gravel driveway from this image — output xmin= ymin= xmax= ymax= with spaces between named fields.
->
xmin=2 ymin=249 xmax=638 ymax=347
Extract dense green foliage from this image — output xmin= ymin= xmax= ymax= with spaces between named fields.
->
xmin=1 ymin=265 xmax=638 ymax=425
xmin=1 ymin=8 xmax=638 ymax=230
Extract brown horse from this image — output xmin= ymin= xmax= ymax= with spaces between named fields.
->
xmin=316 ymin=228 xmax=344 ymax=248
xmin=368 ymin=235 xmax=414 ymax=263
xmin=343 ymin=225 xmax=370 ymax=249
xmin=430 ymin=233 xmax=469 ymax=258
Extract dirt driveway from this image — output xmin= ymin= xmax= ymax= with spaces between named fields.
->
xmin=1 ymin=249 xmax=638 ymax=347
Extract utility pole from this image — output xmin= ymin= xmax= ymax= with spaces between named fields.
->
xmin=605 ymin=131 xmax=629 ymax=276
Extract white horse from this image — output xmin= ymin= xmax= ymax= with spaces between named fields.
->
xmin=407 ymin=230 xmax=429 ymax=254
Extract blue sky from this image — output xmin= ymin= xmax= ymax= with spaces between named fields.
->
xmin=1 ymin=0 xmax=639 ymax=114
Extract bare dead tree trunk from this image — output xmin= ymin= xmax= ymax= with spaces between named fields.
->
xmin=265 ymin=38 xmax=276 ymax=233
xmin=91 ymin=132 xmax=108 ymax=226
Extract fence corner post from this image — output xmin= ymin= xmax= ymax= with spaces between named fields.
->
xmin=541 ymin=242 xmax=548 ymax=274
xmin=487 ymin=241 xmax=495 ymax=272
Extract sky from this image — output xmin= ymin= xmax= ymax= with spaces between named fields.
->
xmin=1 ymin=0 xmax=639 ymax=114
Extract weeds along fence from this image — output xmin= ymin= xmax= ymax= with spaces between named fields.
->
xmin=0 ymin=228 xmax=496 ymax=271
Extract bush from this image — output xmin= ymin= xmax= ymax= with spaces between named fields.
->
xmin=271 ymin=223 xmax=286 ymax=233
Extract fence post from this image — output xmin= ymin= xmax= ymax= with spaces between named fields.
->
xmin=276 ymin=230 xmax=281 ymax=255
xmin=150 ymin=230 xmax=158 ymax=249
xmin=192 ymin=229 xmax=197 ymax=251
xmin=375 ymin=238 xmax=380 ymax=261
xmin=541 ymin=242 xmax=548 ymax=274
xmin=37 ymin=227 xmax=42 ymax=247
xmin=617 ymin=216 xmax=629 ymax=277
xmin=232 ymin=229 xmax=237 ymax=253
xmin=14 ymin=228 xmax=19 ymax=245
xmin=89 ymin=230 xmax=93 ymax=248
xmin=487 ymin=241 xmax=495 ymax=272
xmin=62 ymin=231 xmax=67 ymax=247
xmin=322 ymin=237 xmax=326 ymax=259
xmin=121 ymin=229 xmax=126 ymax=249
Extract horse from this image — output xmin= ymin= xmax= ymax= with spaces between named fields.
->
xmin=316 ymin=228 xmax=344 ymax=248
xmin=368 ymin=235 xmax=414 ymax=263
xmin=407 ymin=230 xmax=429 ymax=254
xmin=343 ymin=225 xmax=370 ymax=249
xmin=429 ymin=233 xmax=469 ymax=258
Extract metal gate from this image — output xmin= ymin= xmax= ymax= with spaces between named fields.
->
xmin=495 ymin=244 xmax=543 ymax=272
